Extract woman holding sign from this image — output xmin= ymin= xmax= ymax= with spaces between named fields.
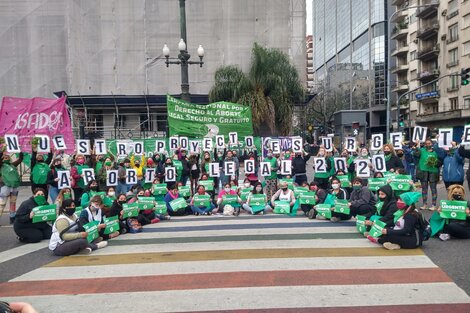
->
xmin=413 ymin=139 xmax=440 ymax=211
xmin=242 ymin=182 xmax=271 ymax=215
xmin=382 ymin=144 xmax=404 ymax=172
xmin=13 ymin=188 xmax=52 ymax=243
xmin=271 ymin=181 xmax=296 ymax=213
xmin=49 ymin=199 xmax=100 ymax=256
xmin=190 ymin=185 xmax=216 ymax=215
xmin=78 ymin=195 xmax=108 ymax=241
xmin=435 ymin=185 xmax=470 ymax=240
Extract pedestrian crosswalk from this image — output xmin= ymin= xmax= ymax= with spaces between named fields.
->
xmin=1 ymin=215 xmax=470 ymax=312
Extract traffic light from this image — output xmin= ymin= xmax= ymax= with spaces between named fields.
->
xmin=461 ymin=68 xmax=470 ymax=86
xmin=398 ymin=115 xmax=405 ymax=130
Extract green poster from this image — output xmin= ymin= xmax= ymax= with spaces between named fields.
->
xmin=173 ymin=160 xmax=183 ymax=177
xmin=153 ymin=184 xmax=168 ymax=196
xmin=334 ymin=199 xmax=350 ymax=215
xmin=273 ymin=201 xmax=291 ymax=214
xmin=337 ymin=175 xmax=351 ymax=188
xmin=103 ymin=215 xmax=120 ymax=235
xmin=250 ymin=194 xmax=266 ymax=207
xmin=193 ymin=194 xmax=211 ymax=207
xmin=199 ymin=179 xmax=214 ymax=191
xmin=439 ymin=200 xmax=467 ymax=220
xmin=368 ymin=178 xmax=387 ymax=191
xmin=356 ymin=215 xmax=366 ymax=234
xmin=240 ymin=188 xmax=252 ymax=202
xmin=75 ymin=206 xmax=83 ymax=216
xmin=170 ymin=197 xmax=187 ymax=211
xmin=122 ymin=203 xmax=140 ymax=218
xmin=138 ymin=196 xmax=155 ymax=210
xmin=83 ymin=221 xmax=100 ymax=243
xmin=375 ymin=201 xmax=384 ymax=215
xmin=369 ymin=220 xmax=387 ymax=238
xmin=178 ymin=185 xmax=191 ymax=197
xmin=167 ymin=95 xmax=253 ymax=137
xmin=393 ymin=209 xmax=403 ymax=223
xmin=32 ymin=205 xmax=57 ymax=223
xmin=389 ymin=175 xmax=412 ymax=191
xmin=315 ymin=204 xmax=332 ymax=219
xmin=154 ymin=201 xmax=168 ymax=215
xmin=222 ymin=195 xmax=238 ymax=205
xmin=294 ymin=187 xmax=309 ymax=198
xmin=383 ymin=172 xmax=396 ymax=180
xmin=299 ymin=192 xmax=316 ymax=205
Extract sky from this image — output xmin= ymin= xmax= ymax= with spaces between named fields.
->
xmin=306 ymin=0 xmax=312 ymax=35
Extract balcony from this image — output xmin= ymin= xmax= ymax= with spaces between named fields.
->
xmin=417 ymin=45 xmax=439 ymax=61
xmin=416 ymin=23 xmax=439 ymax=41
xmin=392 ymin=0 xmax=406 ymax=6
xmin=391 ymin=10 xmax=408 ymax=23
xmin=392 ymin=81 xmax=409 ymax=93
xmin=418 ymin=69 xmax=440 ymax=83
xmin=416 ymin=90 xmax=440 ymax=104
xmin=391 ymin=64 xmax=409 ymax=74
xmin=416 ymin=0 xmax=439 ymax=19
xmin=417 ymin=109 xmax=461 ymax=123
xmin=392 ymin=45 xmax=409 ymax=57
xmin=391 ymin=26 xmax=409 ymax=40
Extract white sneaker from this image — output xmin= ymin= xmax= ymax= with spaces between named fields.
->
xmin=96 ymin=241 xmax=108 ymax=249
xmin=316 ymin=215 xmax=326 ymax=220
xmin=428 ymin=205 xmax=436 ymax=211
xmin=330 ymin=217 xmax=340 ymax=222
xmin=383 ymin=242 xmax=401 ymax=250
xmin=420 ymin=205 xmax=428 ymax=210
xmin=78 ymin=247 xmax=92 ymax=255
xmin=439 ymin=233 xmax=450 ymax=241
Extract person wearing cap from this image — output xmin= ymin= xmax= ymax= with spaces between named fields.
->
xmin=0 ymin=150 xmax=24 ymax=224
xmin=435 ymin=141 xmax=464 ymax=189
xmin=47 ymin=156 xmax=66 ymax=203
xmin=30 ymin=147 xmax=53 ymax=199
xmin=347 ymin=177 xmax=376 ymax=218
xmin=371 ymin=191 xmax=423 ymax=250
xmin=271 ymin=181 xmax=296 ymax=212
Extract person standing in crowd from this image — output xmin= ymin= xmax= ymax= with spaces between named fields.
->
xmin=131 ymin=156 xmax=146 ymax=187
xmin=348 ymin=147 xmax=374 ymax=178
xmin=402 ymin=142 xmax=417 ymax=182
xmin=0 ymin=151 xmax=24 ymax=223
xmin=263 ymin=149 xmax=278 ymax=201
xmin=177 ymin=149 xmax=190 ymax=186
xmin=436 ymin=141 xmax=464 ymax=189
xmin=222 ymin=150 xmax=239 ymax=186
xmin=383 ymin=144 xmax=404 ymax=172
xmin=188 ymin=153 xmax=200 ymax=195
xmin=292 ymin=150 xmax=311 ymax=186
xmin=70 ymin=154 xmax=91 ymax=206
xmin=47 ymin=156 xmax=65 ymax=203
xmin=97 ymin=156 xmax=116 ymax=191
xmin=49 ymin=199 xmax=100 ymax=256
xmin=413 ymin=139 xmax=440 ymax=211
xmin=30 ymin=148 xmax=53 ymax=199
xmin=13 ymin=188 xmax=52 ymax=243
xmin=117 ymin=158 xmax=132 ymax=194
xmin=313 ymin=147 xmax=332 ymax=190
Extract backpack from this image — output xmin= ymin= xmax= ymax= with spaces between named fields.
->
xmin=414 ymin=209 xmax=431 ymax=241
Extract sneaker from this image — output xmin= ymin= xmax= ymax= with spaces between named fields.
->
xmin=234 ymin=208 xmax=240 ymax=216
xmin=96 ymin=241 xmax=108 ymax=249
xmin=307 ymin=209 xmax=316 ymax=219
xmin=367 ymin=235 xmax=378 ymax=244
xmin=163 ymin=215 xmax=171 ymax=220
xmin=428 ymin=205 xmax=436 ymax=211
xmin=420 ymin=205 xmax=428 ymax=211
xmin=315 ymin=215 xmax=326 ymax=220
xmin=330 ymin=217 xmax=340 ymax=223
xmin=194 ymin=212 xmax=199 ymax=216
xmin=383 ymin=242 xmax=401 ymax=250
xmin=439 ymin=233 xmax=450 ymax=241
xmin=151 ymin=218 xmax=160 ymax=224
xmin=363 ymin=231 xmax=370 ymax=238
xmin=78 ymin=247 xmax=92 ymax=255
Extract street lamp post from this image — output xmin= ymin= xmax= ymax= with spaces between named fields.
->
xmin=162 ymin=0 xmax=204 ymax=102
xmin=386 ymin=2 xmax=438 ymax=140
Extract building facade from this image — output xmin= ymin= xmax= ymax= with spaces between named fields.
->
xmin=391 ymin=0 xmax=470 ymax=139
xmin=0 ymin=0 xmax=306 ymax=138
xmin=311 ymin=0 xmax=390 ymax=135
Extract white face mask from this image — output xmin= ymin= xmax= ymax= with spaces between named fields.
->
xmin=361 ymin=152 xmax=368 ymax=157
xmin=244 ymin=183 xmax=251 ymax=188
xmin=108 ymin=192 xmax=115 ymax=197
xmin=331 ymin=183 xmax=340 ymax=190
xmin=256 ymin=187 xmax=262 ymax=192
xmin=224 ymin=188 xmax=231 ymax=192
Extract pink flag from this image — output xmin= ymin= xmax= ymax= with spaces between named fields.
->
xmin=0 ymin=96 xmax=75 ymax=153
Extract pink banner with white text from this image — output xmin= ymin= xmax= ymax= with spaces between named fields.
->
xmin=0 ymin=96 xmax=74 ymax=153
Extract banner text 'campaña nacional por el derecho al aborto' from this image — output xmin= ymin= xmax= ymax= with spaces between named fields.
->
xmin=0 ymin=96 xmax=75 ymax=153
xmin=166 ymin=95 xmax=254 ymax=138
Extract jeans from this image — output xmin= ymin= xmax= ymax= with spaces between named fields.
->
xmin=405 ymin=163 xmax=416 ymax=182
xmin=191 ymin=203 xmax=215 ymax=214
xmin=117 ymin=182 xmax=131 ymax=195
xmin=49 ymin=186 xmax=59 ymax=203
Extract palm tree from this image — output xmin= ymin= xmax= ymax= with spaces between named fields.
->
xmin=209 ymin=43 xmax=305 ymax=136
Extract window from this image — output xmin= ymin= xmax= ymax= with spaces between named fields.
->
xmin=410 ymin=50 xmax=416 ymax=60
xmin=410 ymin=69 xmax=417 ymax=80
xmin=464 ymin=97 xmax=470 ymax=109
xmin=450 ymin=98 xmax=459 ymax=110
xmin=449 ymin=24 xmax=459 ymax=42
xmin=115 ymin=115 xmax=126 ymax=128
xmin=450 ymin=75 xmax=459 ymax=89
xmin=464 ymin=14 xmax=470 ymax=29
xmin=409 ymin=12 xmax=417 ymax=25
xmin=449 ymin=48 xmax=458 ymax=65
xmin=464 ymin=41 xmax=470 ymax=56
xmin=448 ymin=0 xmax=458 ymax=14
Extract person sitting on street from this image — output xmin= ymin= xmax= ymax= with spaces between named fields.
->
xmin=347 ymin=177 xmax=376 ymax=219
xmin=271 ymin=181 xmax=296 ymax=213
xmin=242 ymin=182 xmax=272 ymax=215
xmin=190 ymin=185 xmax=216 ymax=215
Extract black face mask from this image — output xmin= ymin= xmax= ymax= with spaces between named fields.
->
xmin=118 ymin=200 xmax=126 ymax=205
xmin=90 ymin=186 xmax=98 ymax=191
xmin=281 ymin=187 xmax=288 ymax=191
xmin=396 ymin=153 xmax=404 ymax=157
xmin=37 ymin=159 xmax=44 ymax=163
xmin=379 ymin=196 xmax=387 ymax=201
xmin=64 ymin=208 xmax=76 ymax=216
xmin=453 ymin=195 xmax=463 ymax=201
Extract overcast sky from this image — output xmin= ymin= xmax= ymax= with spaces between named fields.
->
xmin=306 ymin=0 xmax=312 ymax=35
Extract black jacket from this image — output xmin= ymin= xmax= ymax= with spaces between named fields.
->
xmin=292 ymin=155 xmax=311 ymax=175
xmin=350 ymin=186 xmax=376 ymax=208
xmin=385 ymin=154 xmax=404 ymax=171
xmin=13 ymin=197 xmax=51 ymax=231
xmin=377 ymin=185 xmax=398 ymax=227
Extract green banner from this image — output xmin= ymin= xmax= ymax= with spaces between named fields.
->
xmin=122 ymin=203 xmax=140 ymax=218
xmin=368 ymin=178 xmax=387 ymax=191
xmin=383 ymin=172 xmax=396 ymax=180
xmin=199 ymin=180 xmax=214 ymax=191
xmin=167 ymin=95 xmax=253 ymax=137
xmin=178 ymin=185 xmax=191 ymax=197
xmin=273 ymin=201 xmax=291 ymax=214
xmin=279 ymin=179 xmax=294 ymax=190
xmin=369 ymin=220 xmax=387 ymax=238
xmin=250 ymin=194 xmax=266 ymax=207
xmin=153 ymin=184 xmax=168 ymax=196
xmin=356 ymin=215 xmax=366 ymax=234
xmin=222 ymin=195 xmax=238 ymax=205
xmin=154 ymin=201 xmax=168 ymax=215
xmin=170 ymin=197 xmax=187 ymax=211
xmin=375 ymin=201 xmax=384 ymax=215
xmin=32 ymin=204 xmax=57 ymax=223
xmin=138 ymin=197 xmax=155 ymax=210
xmin=83 ymin=221 xmax=100 ymax=243
xmin=103 ymin=215 xmax=120 ymax=235
xmin=240 ymin=188 xmax=252 ymax=202
xmin=315 ymin=204 xmax=332 ymax=219
xmin=390 ymin=175 xmax=412 ymax=191
xmin=293 ymin=187 xmax=309 ymax=198
xmin=439 ymin=200 xmax=467 ymax=220
xmin=299 ymin=192 xmax=316 ymax=205
xmin=194 ymin=194 xmax=211 ymax=207
xmin=337 ymin=175 xmax=351 ymax=188
xmin=334 ymin=199 xmax=350 ymax=215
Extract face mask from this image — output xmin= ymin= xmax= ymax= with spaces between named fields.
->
xmin=65 ymin=208 xmax=75 ymax=216
xmin=361 ymin=152 xmax=368 ymax=157
xmin=396 ymin=153 xmax=404 ymax=157
xmin=353 ymin=185 xmax=361 ymax=190
xmin=118 ymin=200 xmax=126 ymax=205
xmin=77 ymin=159 xmax=85 ymax=165
xmin=90 ymin=186 xmax=98 ymax=191
xmin=3 ymin=160 xmax=10 ymax=164
xmin=267 ymin=153 xmax=273 ymax=158
xmin=34 ymin=195 xmax=47 ymax=205
xmin=135 ymin=164 xmax=140 ymax=168
xmin=37 ymin=159 xmax=44 ymax=163
xmin=397 ymin=200 xmax=407 ymax=209
xmin=108 ymin=192 xmax=115 ymax=197
xmin=384 ymin=151 xmax=391 ymax=155
xmin=281 ymin=187 xmax=288 ymax=191
xmin=453 ymin=195 xmax=463 ymax=201
xmin=224 ymin=188 xmax=231 ymax=192
xmin=105 ymin=161 xmax=112 ymax=166
xmin=379 ymin=196 xmax=386 ymax=201
xmin=331 ymin=183 xmax=339 ymax=190
xmin=63 ymin=193 xmax=71 ymax=200
xmin=91 ymin=205 xmax=100 ymax=212
xmin=244 ymin=183 xmax=251 ymax=188
xmin=256 ymin=187 xmax=262 ymax=192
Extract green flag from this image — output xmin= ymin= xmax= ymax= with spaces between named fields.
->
xmin=368 ymin=178 xmax=387 ymax=191
xmin=103 ymin=215 xmax=120 ymax=235
xmin=83 ymin=221 xmax=100 ymax=243
xmin=390 ymin=174 xmax=412 ymax=191
xmin=273 ymin=201 xmax=291 ymax=214
xmin=32 ymin=204 xmax=57 ymax=223
xmin=334 ymin=199 xmax=350 ymax=215
xmin=299 ymin=192 xmax=316 ymax=205
xmin=337 ymin=175 xmax=351 ymax=188
xmin=178 ymin=185 xmax=191 ymax=197
xmin=153 ymin=184 xmax=168 ymax=196
xmin=193 ymin=194 xmax=211 ymax=207
xmin=356 ymin=215 xmax=366 ymax=234
xmin=167 ymin=95 xmax=253 ymax=137
xmin=315 ymin=204 xmax=332 ymax=219
xmin=122 ymin=203 xmax=140 ymax=218
xmin=154 ymin=201 xmax=168 ymax=215
xmin=439 ymin=200 xmax=467 ymax=220
xmin=170 ymin=197 xmax=188 ymax=211
xmin=199 ymin=179 xmax=215 ymax=191
xmin=369 ymin=220 xmax=387 ymax=238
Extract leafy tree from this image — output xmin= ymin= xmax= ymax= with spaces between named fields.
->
xmin=209 ymin=43 xmax=305 ymax=136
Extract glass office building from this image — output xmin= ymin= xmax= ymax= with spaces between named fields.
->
xmin=312 ymin=0 xmax=390 ymax=134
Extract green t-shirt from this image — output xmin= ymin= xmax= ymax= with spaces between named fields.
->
xmin=263 ymin=157 xmax=277 ymax=180
xmin=418 ymin=148 xmax=439 ymax=173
